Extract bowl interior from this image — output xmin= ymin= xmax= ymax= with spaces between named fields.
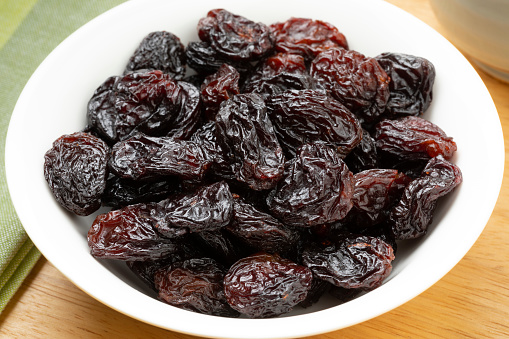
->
xmin=5 ymin=0 xmax=504 ymax=338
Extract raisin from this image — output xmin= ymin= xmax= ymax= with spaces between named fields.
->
xmin=375 ymin=116 xmax=457 ymax=160
xmin=190 ymin=121 xmax=234 ymax=180
xmin=302 ymin=234 xmax=395 ymax=289
xmin=154 ymin=257 xmax=239 ymax=317
xmin=346 ymin=169 xmax=411 ymax=228
xmin=169 ymin=81 xmax=202 ymax=140
xmin=102 ymin=175 xmax=180 ymax=208
xmin=87 ymin=71 xmax=181 ymax=144
xmin=390 ymin=155 xmax=462 ymax=240
xmin=87 ymin=203 xmax=182 ymax=261
xmin=375 ymin=52 xmax=435 ymax=118
xmin=185 ymin=41 xmax=253 ymax=75
xmin=154 ymin=181 xmax=234 ymax=238
xmin=109 ymin=133 xmax=211 ymax=181
xmin=266 ymin=89 xmax=362 ymax=158
xmin=267 ymin=143 xmax=354 ymax=227
xmin=243 ymin=53 xmax=314 ymax=100
xmin=270 ymin=18 xmax=348 ymax=61
xmin=126 ymin=241 xmax=202 ymax=291
xmin=215 ymin=93 xmax=285 ymax=190
xmin=201 ymin=63 xmax=240 ymax=120
xmin=344 ymin=128 xmax=380 ymax=173
xmin=125 ymin=31 xmax=186 ymax=80
xmin=310 ymin=48 xmax=390 ymax=126
xmin=223 ymin=252 xmax=313 ymax=318
xmin=198 ymin=9 xmax=274 ymax=61
xmin=193 ymin=229 xmax=248 ymax=266
xmin=226 ymin=197 xmax=300 ymax=255
xmin=44 ymin=132 xmax=109 ymax=216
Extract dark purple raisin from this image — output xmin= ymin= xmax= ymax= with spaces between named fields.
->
xmin=125 ymin=31 xmax=186 ymax=80
xmin=390 ymin=155 xmax=462 ymax=240
xmin=267 ymin=143 xmax=354 ymax=227
xmin=375 ymin=116 xmax=457 ymax=160
xmin=375 ymin=52 xmax=435 ymax=118
xmin=215 ymin=93 xmax=285 ymax=191
xmin=224 ymin=252 xmax=312 ymax=318
xmin=266 ymin=89 xmax=362 ymax=158
xmin=87 ymin=203 xmax=181 ymax=261
xmin=198 ymin=9 xmax=274 ymax=61
xmin=302 ymin=234 xmax=395 ymax=289
xmin=154 ymin=181 xmax=234 ymax=238
xmin=44 ymin=132 xmax=109 ymax=216
xmin=270 ymin=18 xmax=348 ymax=61
xmin=154 ymin=257 xmax=239 ymax=317
xmin=109 ymin=133 xmax=211 ymax=181
xmin=310 ymin=48 xmax=390 ymax=126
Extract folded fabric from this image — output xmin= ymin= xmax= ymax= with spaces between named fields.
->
xmin=0 ymin=0 xmax=126 ymax=313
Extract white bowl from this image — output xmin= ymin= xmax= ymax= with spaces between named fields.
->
xmin=5 ymin=0 xmax=504 ymax=338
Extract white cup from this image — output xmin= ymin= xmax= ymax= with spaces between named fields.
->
xmin=430 ymin=0 xmax=509 ymax=82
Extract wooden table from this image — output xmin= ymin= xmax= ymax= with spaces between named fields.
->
xmin=1 ymin=0 xmax=508 ymax=337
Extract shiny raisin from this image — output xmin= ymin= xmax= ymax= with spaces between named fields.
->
xmin=271 ymin=17 xmax=348 ymax=61
xmin=201 ymin=63 xmax=240 ymax=120
xmin=390 ymin=155 xmax=462 ymax=240
xmin=375 ymin=116 xmax=457 ymax=160
xmin=44 ymin=132 xmax=109 ymax=216
xmin=226 ymin=197 xmax=300 ymax=255
xmin=154 ymin=257 xmax=239 ymax=317
xmin=215 ymin=93 xmax=285 ymax=190
xmin=266 ymin=89 xmax=362 ymax=158
xmin=375 ymin=52 xmax=435 ymax=118
xmin=302 ymin=234 xmax=395 ymax=289
xmin=109 ymin=133 xmax=211 ymax=181
xmin=224 ymin=252 xmax=312 ymax=318
xmin=87 ymin=203 xmax=181 ymax=261
xmin=267 ymin=143 xmax=354 ymax=227
xmin=125 ymin=31 xmax=186 ymax=80
xmin=310 ymin=48 xmax=390 ymax=126
xmin=154 ymin=181 xmax=234 ymax=238
xmin=243 ymin=53 xmax=314 ymax=100
xmin=198 ymin=9 xmax=274 ymax=61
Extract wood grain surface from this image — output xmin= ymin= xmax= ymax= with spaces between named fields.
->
xmin=1 ymin=0 xmax=508 ymax=338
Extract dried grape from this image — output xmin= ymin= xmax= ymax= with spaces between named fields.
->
xmin=44 ymin=132 xmax=109 ymax=216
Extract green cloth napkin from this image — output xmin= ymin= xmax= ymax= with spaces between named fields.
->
xmin=0 ymin=0 xmax=126 ymax=312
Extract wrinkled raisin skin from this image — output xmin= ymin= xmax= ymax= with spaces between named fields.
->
xmin=201 ymin=63 xmax=240 ymax=120
xmin=226 ymin=197 xmax=300 ymax=255
xmin=215 ymin=93 xmax=285 ymax=191
xmin=154 ymin=181 xmax=234 ymax=238
xmin=198 ymin=9 xmax=274 ymax=61
xmin=346 ymin=169 xmax=410 ymax=228
xmin=271 ymin=17 xmax=348 ymax=61
xmin=375 ymin=116 xmax=457 ymax=160
xmin=87 ymin=203 xmax=181 ymax=261
xmin=224 ymin=253 xmax=312 ymax=318
xmin=302 ymin=235 xmax=395 ymax=289
xmin=267 ymin=89 xmax=362 ymax=158
xmin=243 ymin=53 xmax=314 ymax=100
xmin=109 ymin=134 xmax=211 ymax=181
xmin=267 ymin=143 xmax=354 ymax=227
xmin=375 ymin=52 xmax=435 ymax=118
xmin=44 ymin=132 xmax=109 ymax=216
xmin=390 ymin=155 xmax=462 ymax=240
xmin=154 ymin=257 xmax=239 ymax=317
xmin=87 ymin=71 xmax=179 ymax=144
xmin=125 ymin=31 xmax=186 ymax=80
xmin=311 ymin=48 xmax=390 ymax=126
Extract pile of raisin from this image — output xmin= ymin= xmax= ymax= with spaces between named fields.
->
xmin=43 ymin=9 xmax=462 ymax=319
